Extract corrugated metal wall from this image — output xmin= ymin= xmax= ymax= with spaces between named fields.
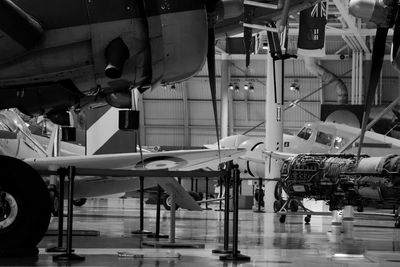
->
xmin=140 ymin=52 xmax=399 ymax=147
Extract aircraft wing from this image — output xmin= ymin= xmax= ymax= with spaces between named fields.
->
xmin=24 ymin=148 xmax=245 ymax=171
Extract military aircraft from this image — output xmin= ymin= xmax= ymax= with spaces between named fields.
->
xmin=0 ymin=0 xmax=322 ymax=124
xmin=0 ymin=109 xmax=244 ymax=255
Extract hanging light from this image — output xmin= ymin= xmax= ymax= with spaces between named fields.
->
xmin=289 ymin=82 xmax=299 ymax=92
xmin=234 ymin=84 xmax=240 ymax=92
xmin=243 ymin=83 xmax=249 ymax=90
xmin=249 ymin=83 xmax=255 ymax=92
xmin=161 ymin=83 xmax=167 ymax=90
xmin=228 ymin=83 xmax=234 ymax=90
xmin=170 ymin=84 xmax=176 ymax=92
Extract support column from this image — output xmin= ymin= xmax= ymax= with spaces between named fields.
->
xmin=221 ymin=54 xmax=230 ymax=139
xmin=264 ymin=53 xmax=284 ymax=212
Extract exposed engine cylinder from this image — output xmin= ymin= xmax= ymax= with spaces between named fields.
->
xmin=280 ymin=154 xmax=400 ymax=210
xmin=105 ymin=37 xmax=130 ymax=79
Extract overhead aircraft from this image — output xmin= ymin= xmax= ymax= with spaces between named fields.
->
xmin=0 ymin=0 xmax=321 ymax=125
xmin=0 ymin=109 xmax=244 ymax=256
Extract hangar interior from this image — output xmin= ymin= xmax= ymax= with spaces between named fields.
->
xmin=2 ymin=0 xmax=400 ymax=266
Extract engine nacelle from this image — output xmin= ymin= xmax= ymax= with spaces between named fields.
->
xmin=349 ymin=0 xmax=396 ymax=27
xmin=281 ymin=154 xmax=400 ymax=210
xmin=237 ymin=139 xmax=265 ymax=177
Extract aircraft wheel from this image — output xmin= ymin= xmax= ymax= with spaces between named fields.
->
xmin=161 ymin=194 xmax=180 ymax=211
xmin=304 ymin=215 xmax=311 ymax=224
xmin=279 ymin=215 xmax=286 ymax=223
xmin=289 ymin=200 xmax=299 ymax=212
xmin=48 ymin=185 xmax=59 ymax=216
xmin=0 ymin=156 xmax=51 ymax=256
xmin=273 ymin=200 xmax=282 ymax=213
xmin=73 ymin=198 xmax=87 ymax=207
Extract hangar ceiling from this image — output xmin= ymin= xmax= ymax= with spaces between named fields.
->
xmin=91 ymin=1 xmax=400 ymax=150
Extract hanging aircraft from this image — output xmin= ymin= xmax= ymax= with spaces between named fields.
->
xmin=0 ymin=109 xmax=244 ymax=256
xmin=0 ymin=0 xmax=322 ymax=124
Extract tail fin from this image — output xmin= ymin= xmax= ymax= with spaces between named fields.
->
xmin=45 ymin=124 xmax=59 ymax=157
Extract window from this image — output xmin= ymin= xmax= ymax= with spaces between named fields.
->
xmin=316 ymin=131 xmax=333 ymax=146
xmin=297 ymin=127 xmax=313 ymax=140
xmin=333 ymin=136 xmax=346 ymax=149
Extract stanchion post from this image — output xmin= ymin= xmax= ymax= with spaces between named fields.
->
xmin=147 ymin=185 xmax=168 ymax=239
xmin=47 ymin=168 xmax=68 ymax=252
xmin=204 ymin=177 xmax=211 ymax=210
xmin=213 ymin=162 xmax=234 ymax=254
xmin=220 ymin=165 xmax=250 ymax=262
xmin=132 ymin=176 xmax=152 ymax=235
xmin=53 ymin=166 xmax=85 ymax=262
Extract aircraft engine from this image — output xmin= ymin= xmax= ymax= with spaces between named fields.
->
xmin=104 ymin=37 xmax=130 ymax=79
xmin=349 ymin=0 xmax=397 ymax=27
xmin=280 ymin=154 xmax=400 ymax=210
xmin=215 ymin=0 xmax=244 ymax=22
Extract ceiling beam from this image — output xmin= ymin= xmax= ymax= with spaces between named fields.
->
xmin=331 ymin=0 xmax=370 ymax=53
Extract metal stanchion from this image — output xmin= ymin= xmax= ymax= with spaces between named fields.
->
xmin=254 ymin=177 xmax=265 ymax=213
xmin=143 ymin=186 xmax=204 ymax=248
xmin=220 ymin=165 xmax=250 ymax=262
xmin=213 ymin=164 xmax=234 ymax=254
xmin=190 ymin=177 xmax=194 ymax=192
xmin=53 ymin=166 xmax=85 ymax=262
xmin=47 ymin=168 xmax=68 ymax=253
xmin=132 ymin=177 xmax=152 ymax=235
xmin=147 ymin=186 xmax=168 ymax=239
xmin=204 ymin=177 xmax=211 ymax=210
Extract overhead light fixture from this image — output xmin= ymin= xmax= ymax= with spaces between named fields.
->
xmin=228 ymin=83 xmax=234 ymax=90
xmin=243 ymin=83 xmax=249 ymax=90
xmin=170 ymin=84 xmax=176 ymax=92
xmin=289 ymin=81 xmax=299 ymax=92
xmin=234 ymin=84 xmax=240 ymax=92
xmin=249 ymin=83 xmax=255 ymax=92
xmin=161 ymin=83 xmax=167 ymax=90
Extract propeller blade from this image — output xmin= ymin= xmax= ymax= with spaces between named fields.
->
xmin=357 ymin=26 xmax=389 ymax=158
xmin=207 ymin=26 xmax=221 ymax=159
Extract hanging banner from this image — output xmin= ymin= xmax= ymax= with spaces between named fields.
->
xmin=297 ymin=1 xmax=327 ymax=57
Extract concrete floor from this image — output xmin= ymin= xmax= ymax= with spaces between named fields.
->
xmin=4 ymin=198 xmax=400 ymax=266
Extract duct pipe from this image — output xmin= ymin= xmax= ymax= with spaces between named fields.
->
xmin=358 ymin=52 xmax=363 ymax=104
xmin=351 ymin=51 xmax=356 ymax=104
xmin=220 ymin=53 xmax=230 ymax=139
xmin=303 ymin=56 xmax=348 ymax=104
xmin=355 ymin=52 xmax=359 ymax=104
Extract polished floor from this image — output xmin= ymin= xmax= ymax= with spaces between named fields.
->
xmin=3 ymin=198 xmax=400 ymax=266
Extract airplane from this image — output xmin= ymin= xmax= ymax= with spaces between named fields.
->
xmin=0 ymin=0 xmax=321 ymax=129
xmin=206 ymin=120 xmax=400 ymax=179
xmin=0 ymin=109 xmax=245 ymax=256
